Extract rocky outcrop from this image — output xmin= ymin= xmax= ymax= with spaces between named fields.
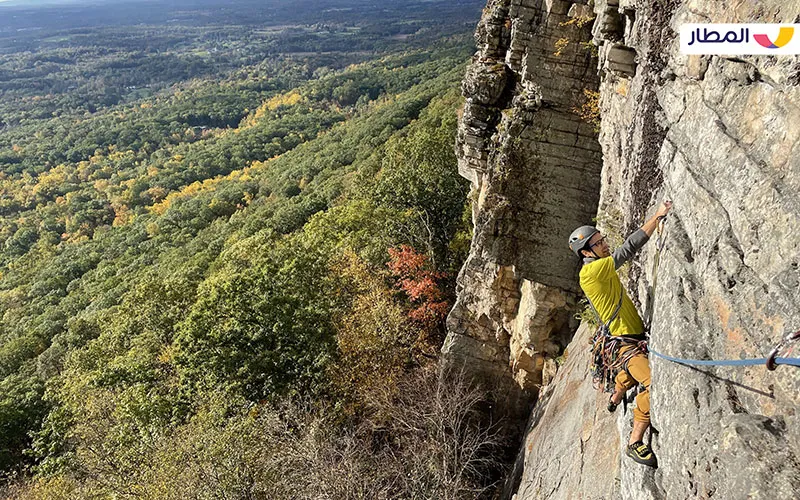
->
xmin=449 ymin=0 xmax=800 ymax=498
xmin=445 ymin=0 xmax=602 ymax=409
xmin=514 ymin=323 xmax=620 ymax=499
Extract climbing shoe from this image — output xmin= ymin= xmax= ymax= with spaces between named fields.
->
xmin=626 ymin=441 xmax=658 ymax=468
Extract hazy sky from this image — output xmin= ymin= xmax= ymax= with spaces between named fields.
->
xmin=0 ymin=0 xmax=96 ymax=4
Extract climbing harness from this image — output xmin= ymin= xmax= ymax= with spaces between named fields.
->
xmin=591 ymin=333 xmax=648 ymax=393
xmin=588 ymin=293 xmax=648 ymax=393
xmin=588 ymin=292 xmax=622 ymax=393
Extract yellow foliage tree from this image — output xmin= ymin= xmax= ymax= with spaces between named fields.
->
xmin=112 ymin=204 xmax=132 ymax=227
xmin=328 ymin=251 xmax=423 ymax=403
xmin=244 ymin=91 xmax=305 ymax=127
xmin=266 ymin=90 xmax=303 ymax=111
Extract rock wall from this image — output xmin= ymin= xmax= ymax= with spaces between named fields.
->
xmin=448 ymin=0 xmax=800 ymax=498
xmin=445 ymin=0 xmax=602 ymax=409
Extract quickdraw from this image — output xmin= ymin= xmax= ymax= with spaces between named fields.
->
xmin=766 ymin=330 xmax=800 ymax=370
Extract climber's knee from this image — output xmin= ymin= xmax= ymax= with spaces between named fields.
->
xmin=614 ymin=369 xmax=635 ymax=392
xmin=625 ymin=354 xmax=651 ymax=388
xmin=633 ymin=388 xmax=650 ymax=423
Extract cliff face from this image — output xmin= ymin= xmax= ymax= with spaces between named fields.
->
xmin=447 ymin=0 xmax=800 ymax=498
xmin=445 ymin=0 xmax=602 ymax=409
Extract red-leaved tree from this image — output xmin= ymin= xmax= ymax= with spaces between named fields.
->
xmin=387 ymin=245 xmax=450 ymax=329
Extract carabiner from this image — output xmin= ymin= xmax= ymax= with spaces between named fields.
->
xmin=766 ymin=330 xmax=800 ymax=371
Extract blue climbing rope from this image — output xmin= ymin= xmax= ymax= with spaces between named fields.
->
xmin=647 ymin=348 xmax=800 ymax=368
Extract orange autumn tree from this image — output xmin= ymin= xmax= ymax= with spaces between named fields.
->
xmin=387 ymin=245 xmax=450 ymax=340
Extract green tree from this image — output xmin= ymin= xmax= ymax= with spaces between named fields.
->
xmin=369 ymin=91 xmax=469 ymax=270
xmin=0 ymin=363 xmax=47 ymax=473
xmin=175 ymin=235 xmax=339 ymax=400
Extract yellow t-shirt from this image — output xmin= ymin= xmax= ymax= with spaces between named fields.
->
xmin=579 ymin=256 xmax=645 ymax=337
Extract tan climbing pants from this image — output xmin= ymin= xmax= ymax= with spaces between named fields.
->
xmin=614 ymin=348 xmax=651 ymax=424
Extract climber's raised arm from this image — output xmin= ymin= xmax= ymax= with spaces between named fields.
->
xmin=611 ymin=201 xmax=672 ymax=269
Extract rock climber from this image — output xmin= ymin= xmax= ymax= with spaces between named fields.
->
xmin=568 ymin=200 xmax=672 ymax=468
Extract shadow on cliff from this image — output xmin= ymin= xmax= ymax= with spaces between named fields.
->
xmin=665 ymin=362 xmax=775 ymax=399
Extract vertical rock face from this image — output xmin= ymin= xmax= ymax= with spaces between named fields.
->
xmin=450 ymin=0 xmax=800 ymax=498
xmin=445 ymin=0 xmax=602 ymax=408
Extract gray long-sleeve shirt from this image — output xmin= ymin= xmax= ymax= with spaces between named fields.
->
xmin=582 ymin=229 xmax=650 ymax=269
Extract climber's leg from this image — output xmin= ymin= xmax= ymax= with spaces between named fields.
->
xmin=626 ymin=354 xmax=651 ymax=429
xmin=623 ymin=354 xmax=657 ymax=467
xmin=608 ymin=369 xmax=636 ymax=412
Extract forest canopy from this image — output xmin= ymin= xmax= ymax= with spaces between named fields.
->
xmin=0 ymin=0 xmax=519 ymax=498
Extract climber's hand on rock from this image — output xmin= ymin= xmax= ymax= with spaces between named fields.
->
xmin=641 ymin=201 xmax=672 ymax=237
xmin=655 ymin=200 xmax=672 ymax=219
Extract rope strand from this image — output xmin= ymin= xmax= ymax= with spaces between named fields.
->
xmin=647 ymin=348 xmax=800 ymax=368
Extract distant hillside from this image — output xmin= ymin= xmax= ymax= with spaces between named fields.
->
xmin=0 ymin=1 xmax=525 ymax=497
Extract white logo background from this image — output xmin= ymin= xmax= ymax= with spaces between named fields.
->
xmin=680 ymin=24 xmax=800 ymax=55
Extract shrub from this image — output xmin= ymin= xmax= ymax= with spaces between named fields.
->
xmin=5 ymin=367 xmax=513 ymax=500
xmin=573 ymin=88 xmax=601 ymax=131
xmin=553 ymin=38 xmax=570 ymax=57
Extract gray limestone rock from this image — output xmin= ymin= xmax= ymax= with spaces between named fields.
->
xmin=513 ymin=324 xmax=621 ymax=500
xmin=446 ymin=0 xmax=602 ymax=408
xmin=449 ymin=0 xmax=800 ymax=498
xmin=463 ymin=61 xmax=512 ymax=107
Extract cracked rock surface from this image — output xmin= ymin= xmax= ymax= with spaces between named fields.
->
xmin=593 ymin=2 xmax=800 ymax=498
xmin=445 ymin=0 xmax=601 ymax=413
